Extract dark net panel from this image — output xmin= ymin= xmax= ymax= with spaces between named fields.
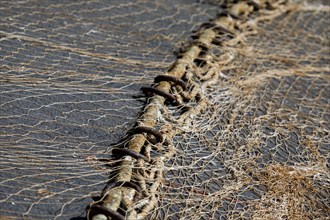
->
xmin=0 ymin=1 xmax=218 ymax=219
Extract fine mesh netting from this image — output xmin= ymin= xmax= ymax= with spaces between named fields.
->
xmin=153 ymin=2 xmax=330 ymax=219
xmin=0 ymin=0 xmax=329 ymax=220
xmin=0 ymin=1 xmax=218 ymax=219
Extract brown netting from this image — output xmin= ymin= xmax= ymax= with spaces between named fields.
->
xmin=0 ymin=0 xmax=329 ymax=220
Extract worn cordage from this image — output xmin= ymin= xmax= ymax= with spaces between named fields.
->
xmin=0 ymin=0 xmax=329 ymax=220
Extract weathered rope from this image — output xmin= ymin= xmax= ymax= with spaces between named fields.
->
xmin=86 ymin=1 xmax=290 ymax=219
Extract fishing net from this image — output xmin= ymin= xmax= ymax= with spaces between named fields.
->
xmin=0 ymin=0 xmax=329 ymax=220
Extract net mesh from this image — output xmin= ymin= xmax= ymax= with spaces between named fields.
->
xmin=0 ymin=0 xmax=329 ymax=220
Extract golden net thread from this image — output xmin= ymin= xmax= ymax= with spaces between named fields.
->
xmin=1 ymin=0 xmax=328 ymax=219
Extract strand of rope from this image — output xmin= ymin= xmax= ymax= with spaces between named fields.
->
xmin=86 ymin=1 xmax=291 ymax=219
